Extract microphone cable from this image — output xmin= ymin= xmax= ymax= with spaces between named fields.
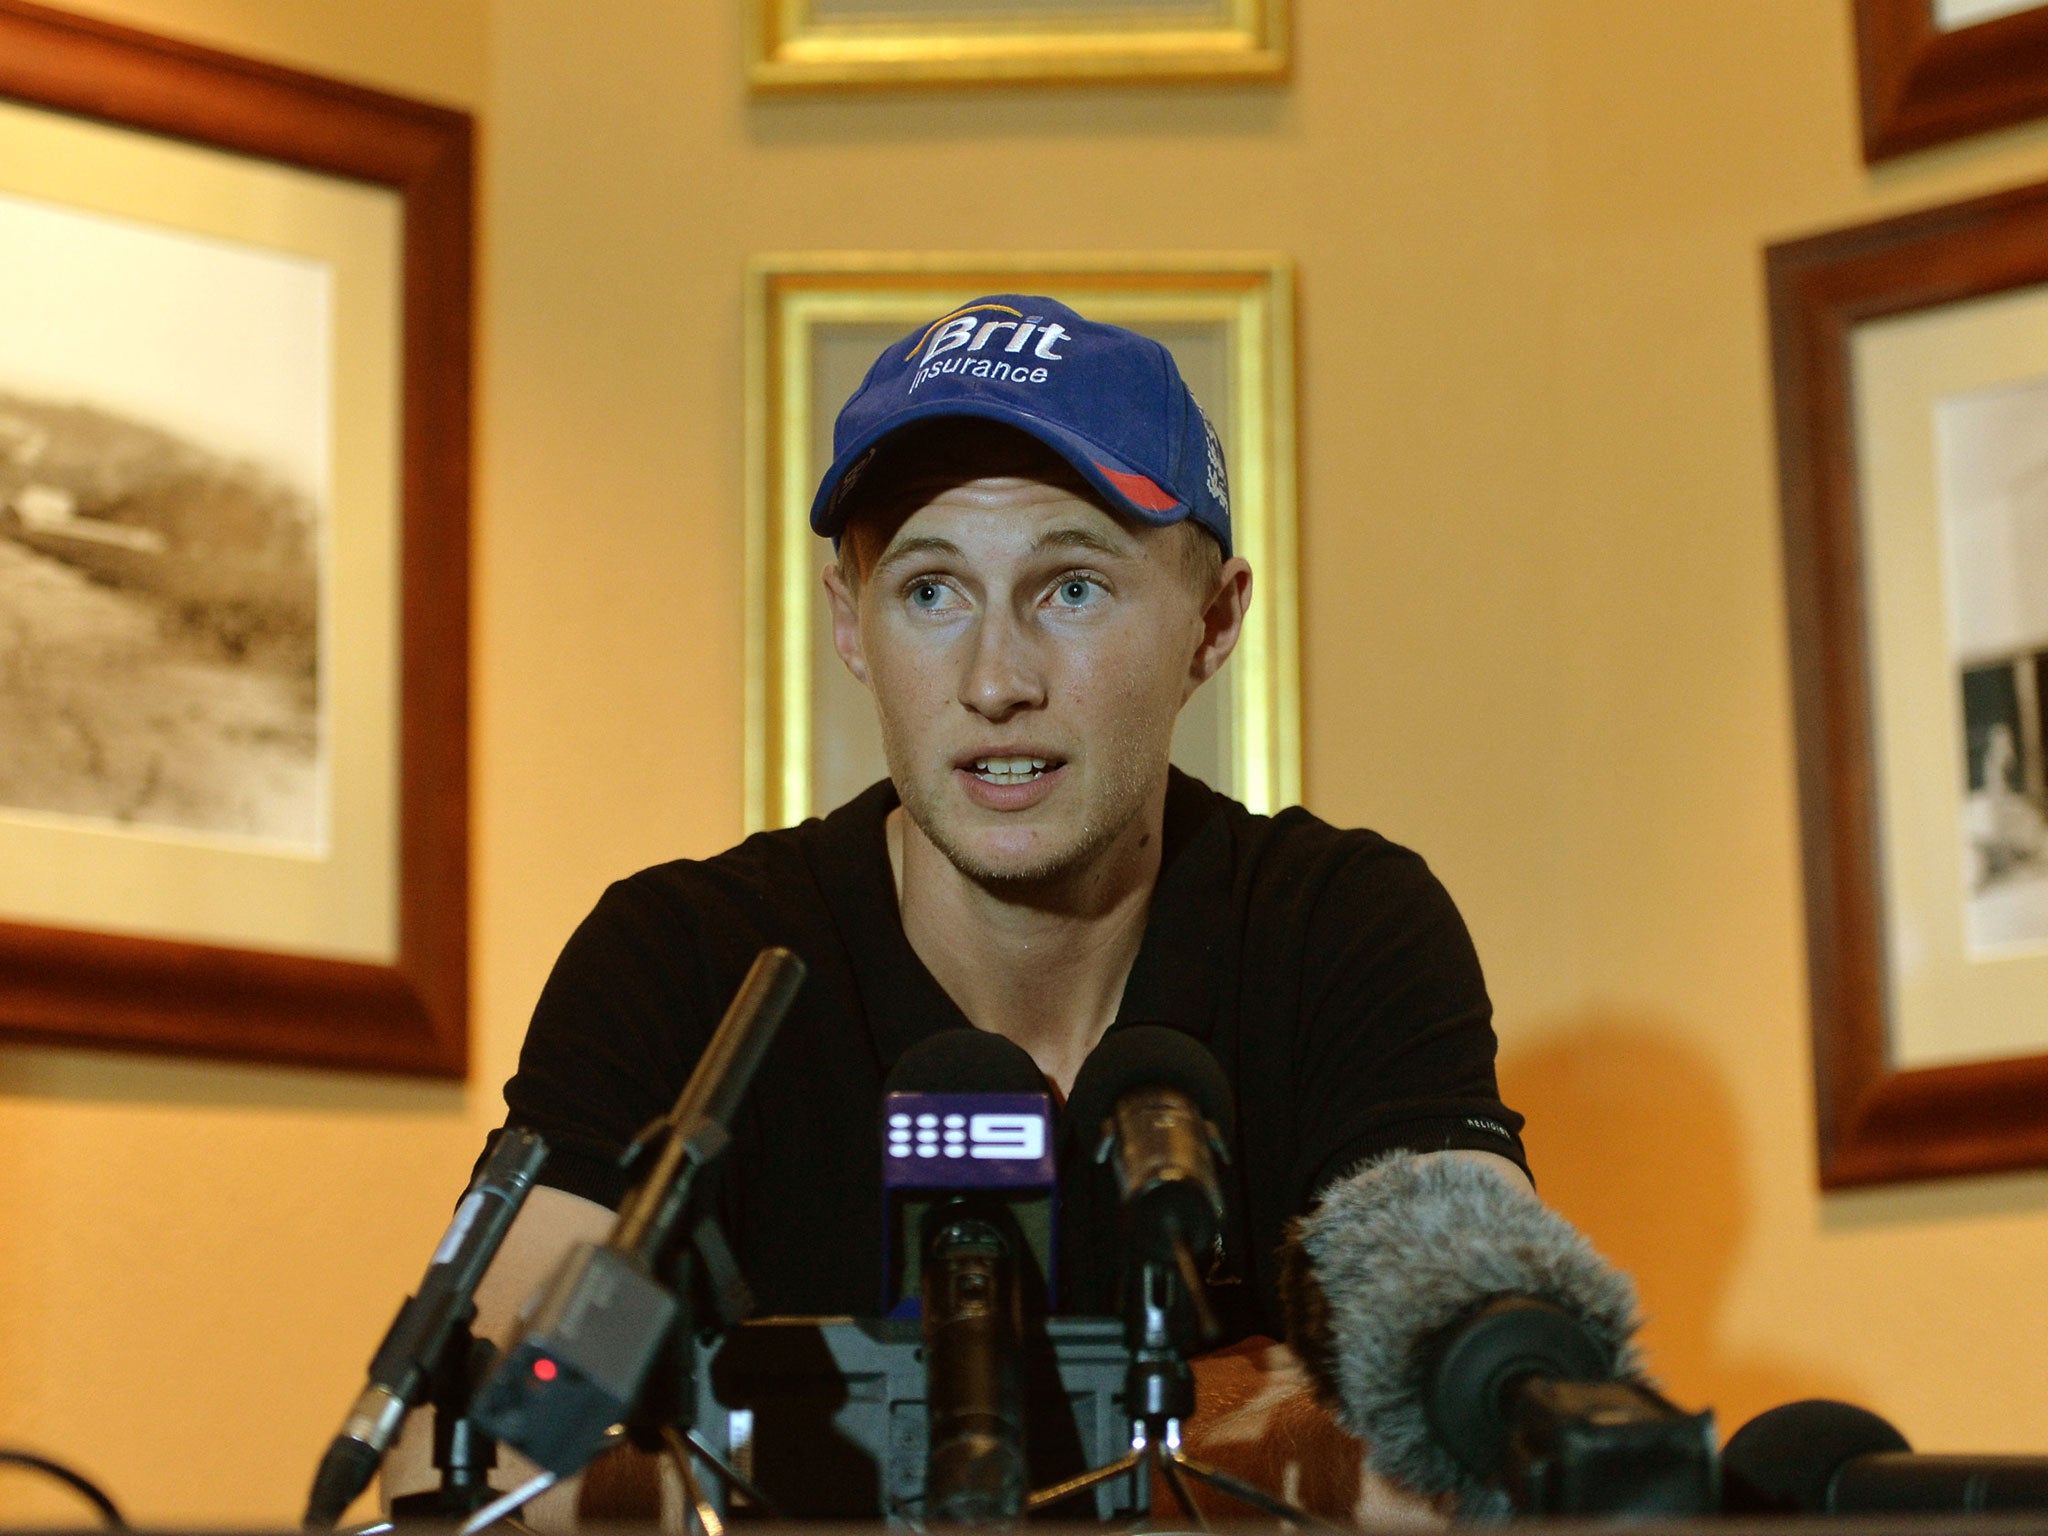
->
xmin=0 ymin=1446 xmax=125 ymax=1527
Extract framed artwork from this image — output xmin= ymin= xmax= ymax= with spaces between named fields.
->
xmin=1768 ymin=177 xmax=2048 ymax=1184
xmin=745 ymin=254 xmax=1298 ymax=832
xmin=1853 ymin=0 xmax=2048 ymax=161
xmin=747 ymin=0 xmax=1287 ymax=90
xmin=0 ymin=2 xmax=472 ymax=1076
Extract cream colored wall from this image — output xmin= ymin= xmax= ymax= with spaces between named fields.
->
xmin=8 ymin=0 xmax=2048 ymax=1523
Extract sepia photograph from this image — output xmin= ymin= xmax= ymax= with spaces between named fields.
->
xmin=0 ymin=188 xmax=329 ymax=851
xmin=1938 ymin=375 xmax=2048 ymax=953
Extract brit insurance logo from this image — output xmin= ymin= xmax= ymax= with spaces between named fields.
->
xmin=887 ymin=1108 xmax=1047 ymax=1160
xmin=906 ymin=303 xmax=1071 ymax=394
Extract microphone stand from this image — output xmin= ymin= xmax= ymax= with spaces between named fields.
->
xmin=631 ymin=1214 xmax=783 ymax=1536
xmin=457 ymin=949 xmax=804 ymax=1536
xmin=1043 ymin=1043 xmax=1328 ymax=1532
xmin=388 ymin=1327 xmax=502 ymax=1524
xmin=1025 ymin=1243 xmax=1330 ymax=1531
xmin=306 ymin=1126 xmax=550 ymax=1532
xmin=454 ymin=1199 xmax=782 ymax=1536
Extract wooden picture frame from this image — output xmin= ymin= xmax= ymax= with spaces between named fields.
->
xmin=1768 ymin=177 xmax=2048 ymax=1185
xmin=0 ymin=1 xmax=471 ymax=1077
xmin=745 ymin=254 xmax=1298 ymax=832
xmin=748 ymin=0 xmax=1287 ymax=91
xmin=1853 ymin=0 xmax=2048 ymax=162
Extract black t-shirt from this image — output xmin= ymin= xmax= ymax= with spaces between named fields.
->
xmin=497 ymin=770 xmax=1525 ymax=1339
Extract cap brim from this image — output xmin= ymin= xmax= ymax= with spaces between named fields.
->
xmin=809 ymin=398 xmax=1188 ymax=539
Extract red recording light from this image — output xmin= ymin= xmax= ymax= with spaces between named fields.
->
xmin=532 ymin=1357 xmax=558 ymax=1382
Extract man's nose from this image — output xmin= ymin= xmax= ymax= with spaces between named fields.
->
xmin=957 ymin=607 xmax=1046 ymax=721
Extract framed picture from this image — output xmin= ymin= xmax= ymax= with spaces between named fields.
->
xmin=748 ymin=0 xmax=1287 ymax=90
xmin=1853 ymin=0 xmax=2048 ymax=161
xmin=1768 ymin=177 xmax=2048 ymax=1185
xmin=0 ymin=2 xmax=472 ymax=1076
xmin=745 ymin=254 xmax=1298 ymax=832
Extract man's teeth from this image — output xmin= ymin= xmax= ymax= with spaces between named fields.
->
xmin=972 ymin=757 xmax=1048 ymax=784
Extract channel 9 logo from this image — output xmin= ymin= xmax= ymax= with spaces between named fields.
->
xmin=886 ymin=1109 xmax=1046 ymax=1161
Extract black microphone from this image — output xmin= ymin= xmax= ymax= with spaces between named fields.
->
xmin=1724 ymin=1398 xmax=2048 ymax=1513
xmin=469 ymin=947 xmax=806 ymax=1478
xmin=1062 ymin=1026 xmax=1234 ymax=1398
xmin=302 ymin=1125 xmax=549 ymax=1529
xmin=1281 ymin=1149 xmax=1715 ymax=1518
xmin=882 ymin=1030 xmax=1052 ymax=1524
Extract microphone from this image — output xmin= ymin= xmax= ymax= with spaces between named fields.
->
xmin=882 ymin=1030 xmax=1053 ymax=1524
xmin=302 ymin=1125 xmax=549 ymax=1529
xmin=882 ymin=1029 xmax=1057 ymax=1314
xmin=1724 ymin=1399 xmax=2048 ymax=1513
xmin=1061 ymin=1027 xmax=1234 ymax=1397
xmin=469 ymin=947 xmax=806 ymax=1478
xmin=1281 ymin=1149 xmax=1714 ymax=1517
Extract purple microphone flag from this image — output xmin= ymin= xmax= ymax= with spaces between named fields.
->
xmin=882 ymin=1090 xmax=1058 ymax=1317
xmin=882 ymin=1092 xmax=1055 ymax=1189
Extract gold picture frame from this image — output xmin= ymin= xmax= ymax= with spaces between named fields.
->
xmin=745 ymin=253 xmax=1298 ymax=832
xmin=748 ymin=0 xmax=1287 ymax=90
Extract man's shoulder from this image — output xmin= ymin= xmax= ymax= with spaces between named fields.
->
xmin=1167 ymin=768 xmax=1437 ymax=899
xmin=585 ymin=779 xmax=896 ymax=951
xmin=617 ymin=780 xmax=893 ymax=897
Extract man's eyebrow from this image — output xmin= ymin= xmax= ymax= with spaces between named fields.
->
xmin=1030 ymin=525 xmax=1136 ymax=560
xmin=872 ymin=534 xmax=963 ymax=571
xmin=872 ymin=525 xmax=1135 ymax=569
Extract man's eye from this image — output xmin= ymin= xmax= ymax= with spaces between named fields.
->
xmin=908 ymin=580 xmax=949 ymax=609
xmin=1053 ymin=578 xmax=1102 ymax=607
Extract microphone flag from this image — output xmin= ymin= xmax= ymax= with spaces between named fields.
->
xmin=882 ymin=1090 xmax=1056 ymax=1317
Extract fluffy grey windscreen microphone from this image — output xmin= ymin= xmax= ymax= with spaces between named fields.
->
xmin=1280 ymin=1149 xmax=1643 ymax=1515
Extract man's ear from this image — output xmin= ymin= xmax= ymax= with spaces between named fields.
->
xmin=822 ymin=561 xmax=870 ymax=687
xmin=1187 ymin=556 xmax=1253 ymax=696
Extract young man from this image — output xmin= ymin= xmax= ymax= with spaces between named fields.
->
xmin=424 ymin=296 xmax=1529 ymax=1517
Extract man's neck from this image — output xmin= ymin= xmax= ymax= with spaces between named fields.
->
xmin=887 ymin=784 xmax=1168 ymax=1096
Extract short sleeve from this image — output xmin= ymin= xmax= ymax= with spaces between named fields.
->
xmin=1290 ymin=842 xmax=1527 ymax=1202
xmin=497 ymin=873 xmax=724 ymax=1209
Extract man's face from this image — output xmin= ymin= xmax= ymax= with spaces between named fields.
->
xmin=824 ymin=474 xmax=1236 ymax=889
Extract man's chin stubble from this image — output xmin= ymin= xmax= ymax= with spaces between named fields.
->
xmin=899 ymin=784 xmax=1151 ymax=898
xmin=881 ymin=712 xmax=1171 ymax=897
xmin=938 ymin=829 xmax=1103 ymax=892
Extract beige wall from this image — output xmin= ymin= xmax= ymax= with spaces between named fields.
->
xmin=8 ymin=0 xmax=2048 ymax=1522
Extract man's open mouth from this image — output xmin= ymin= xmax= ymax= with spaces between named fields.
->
xmin=968 ymin=756 xmax=1057 ymax=786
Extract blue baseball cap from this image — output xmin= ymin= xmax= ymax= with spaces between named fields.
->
xmin=809 ymin=294 xmax=1232 ymax=557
